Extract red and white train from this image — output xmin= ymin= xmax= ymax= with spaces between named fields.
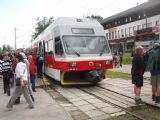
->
xmin=30 ymin=17 xmax=113 ymax=85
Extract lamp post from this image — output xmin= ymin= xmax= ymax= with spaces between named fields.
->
xmin=14 ymin=27 xmax=17 ymax=50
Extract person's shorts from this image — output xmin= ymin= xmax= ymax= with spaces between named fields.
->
xmin=150 ymin=75 xmax=160 ymax=87
xmin=132 ymin=75 xmax=143 ymax=87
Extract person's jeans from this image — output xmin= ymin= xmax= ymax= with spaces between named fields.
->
xmin=7 ymin=82 xmax=34 ymax=109
xmin=30 ymin=75 xmax=36 ymax=91
xmin=3 ymin=72 xmax=10 ymax=95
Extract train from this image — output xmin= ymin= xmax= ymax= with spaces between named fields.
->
xmin=30 ymin=17 xmax=113 ymax=85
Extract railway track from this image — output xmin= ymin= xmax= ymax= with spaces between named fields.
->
xmin=40 ymin=77 xmax=160 ymax=120
xmin=78 ymin=86 xmax=147 ymax=120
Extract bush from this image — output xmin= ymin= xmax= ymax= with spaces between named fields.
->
xmin=123 ymin=56 xmax=132 ymax=65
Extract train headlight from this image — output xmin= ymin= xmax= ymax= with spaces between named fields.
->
xmin=105 ymin=60 xmax=112 ymax=65
xmin=69 ymin=62 xmax=77 ymax=67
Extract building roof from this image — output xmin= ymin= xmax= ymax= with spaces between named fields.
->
xmin=101 ymin=0 xmax=160 ymax=25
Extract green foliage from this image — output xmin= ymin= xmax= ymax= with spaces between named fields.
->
xmin=32 ymin=17 xmax=54 ymax=39
xmin=0 ymin=44 xmax=12 ymax=56
xmin=86 ymin=15 xmax=103 ymax=22
xmin=123 ymin=56 xmax=133 ymax=65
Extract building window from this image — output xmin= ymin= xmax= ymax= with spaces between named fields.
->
xmin=147 ymin=22 xmax=152 ymax=28
xmin=129 ymin=27 xmax=132 ymax=36
xmin=106 ymin=33 xmax=108 ymax=40
xmin=118 ymin=30 xmax=120 ymax=38
xmin=126 ymin=18 xmax=128 ymax=23
xmin=115 ymin=31 xmax=117 ymax=39
xmin=137 ymin=25 xmax=141 ymax=30
xmin=118 ymin=21 xmax=121 ymax=24
xmin=138 ymin=15 xmax=141 ymax=19
xmin=121 ymin=29 xmax=124 ymax=37
xmin=112 ymin=32 xmax=114 ymax=39
xmin=109 ymin=32 xmax=111 ymax=40
xmin=142 ymin=23 xmax=147 ymax=29
xmin=156 ymin=20 xmax=159 ymax=26
xmin=133 ymin=26 xmax=136 ymax=35
xmin=129 ymin=17 xmax=132 ymax=21
xmin=115 ymin=21 xmax=117 ymax=25
xmin=125 ymin=28 xmax=128 ymax=37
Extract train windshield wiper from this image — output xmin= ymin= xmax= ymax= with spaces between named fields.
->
xmin=69 ymin=46 xmax=81 ymax=57
xmin=65 ymin=42 xmax=80 ymax=57
xmin=99 ymin=44 xmax=106 ymax=56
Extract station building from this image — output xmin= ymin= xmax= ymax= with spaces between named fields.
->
xmin=101 ymin=0 xmax=160 ymax=53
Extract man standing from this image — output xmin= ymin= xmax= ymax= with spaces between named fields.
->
xmin=146 ymin=44 xmax=160 ymax=103
xmin=36 ymin=52 xmax=43 ymax=78
xmin=131 ymin=46 xmax=145 ymax=104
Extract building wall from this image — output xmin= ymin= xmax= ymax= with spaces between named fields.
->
xmin=105 ymin=14 xmax=160 ymax=40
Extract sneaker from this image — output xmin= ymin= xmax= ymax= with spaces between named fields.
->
xmin=5 ymin=107 xmax=12 ymax=111
xmin=7 ymin=91 xmax=10 ymax=96
xmin=25 ymin=105 xmax=34 ymax=109
xmin=135 ymin=98 xmax=143 ymax=104
xmin=155 ymin=96 xmax=160 ymax=103
xmin=152 ymin=95 xmax=156 ymax=101
xmin=33 ymin=90 xmax=37 ymax=92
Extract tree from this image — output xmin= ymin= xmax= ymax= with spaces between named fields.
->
xmin=1 ymin=44 xmax=12 ymax=53
xmin=32 ymin=17 xmax=54 ymax=39
xmin=86 ymin=15 xmax=103 ymax=23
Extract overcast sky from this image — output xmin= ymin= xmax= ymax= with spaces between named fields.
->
xmin=0 ymin=0 xmax=148 ymax=49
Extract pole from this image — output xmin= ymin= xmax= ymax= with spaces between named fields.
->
xmin=14 ymin=27 xmax=17 ymax=50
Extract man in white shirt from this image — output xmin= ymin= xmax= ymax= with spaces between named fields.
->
xmin=6 ymin=54 xmax=34 ymax=111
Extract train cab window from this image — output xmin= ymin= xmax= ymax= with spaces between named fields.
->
xmin=55 ymin=37 xmax=63 ymax=55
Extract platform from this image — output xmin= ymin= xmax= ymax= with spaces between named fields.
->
xmin=0 ymin=78 xmax=73 ymax=120
xmin=100 ymin=78 xmax=160 ymax=108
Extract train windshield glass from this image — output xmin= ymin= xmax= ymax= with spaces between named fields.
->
xmin=63 ymin=36 xmax=110 ymax=55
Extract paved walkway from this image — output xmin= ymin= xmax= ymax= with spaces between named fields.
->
xmin=110 ymin=65 xmax=151 ymax=78
xmin=100 ymin=78 xmax=160 ymax=107
xmin=0 ymin=78 xmax=73 ymax=120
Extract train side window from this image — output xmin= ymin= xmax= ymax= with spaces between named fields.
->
xmin=55 ymin=37 xmax=63 ymax=55
xmin=48 ymin=40 xmax=54 ymax=54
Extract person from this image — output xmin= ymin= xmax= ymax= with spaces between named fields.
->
xmin=16 ymin=52 xmax=35 ymax=103
xmin=1 ymin=52 xmax=12 ymax=96
xmin=119 ymin=51 xmax=123 ymax=67
xmin=0 ymin=59 xmax=2 ymax=75
xmin=146 ymin=43 xmax=160 ymax=103
xmin=6 ymin=54 xmax=34 ymax=111
xmin=28 ymin=55 xmax=36 ymax=92
xmin=131 ymin=46 xmax=145 ymax=104
xmin=36 ymin=52 xmax=43 ymax=78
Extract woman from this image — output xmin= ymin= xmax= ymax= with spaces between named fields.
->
xmin=28 ymin=55 xmax=36 ymax=92
xmin=6 ymin=54 xmax=34 ymax=111
xmin=131 ymin=46 xmax=145 ymax=104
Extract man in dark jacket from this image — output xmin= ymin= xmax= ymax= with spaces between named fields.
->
xmin=131 ymin=46 xmax=145 ymax=104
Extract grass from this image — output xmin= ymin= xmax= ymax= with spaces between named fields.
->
xmin=122 ymin=55 xmax=133 ymax=65
xmin=106 ymin=106 xmax=160 ymax=120
xmin=106 ymin=70 xmax=131 ymax=80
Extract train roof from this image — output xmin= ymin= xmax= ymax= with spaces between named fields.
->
xmin=32 ymin=17 xmax=104 ymax=46
xmin=55 ymin=17 xmax=102 ymax=27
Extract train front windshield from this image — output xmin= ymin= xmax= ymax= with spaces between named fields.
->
xmin=63 ymin=36 xmax=110 ymax=56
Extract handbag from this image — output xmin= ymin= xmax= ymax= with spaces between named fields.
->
xmin=16 ymin=68 xmax=25 ymax=86
xmin=16 ymin=78 xmax=20 ymax=86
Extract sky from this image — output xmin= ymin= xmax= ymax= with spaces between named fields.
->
xmin=0 ymin=0 xmax=148 ymax=49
